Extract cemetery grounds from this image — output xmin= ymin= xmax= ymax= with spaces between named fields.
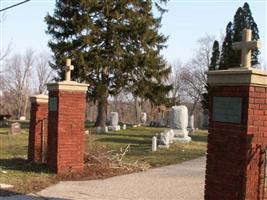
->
xmin=0 ymin=121 xmax=207 ymax=196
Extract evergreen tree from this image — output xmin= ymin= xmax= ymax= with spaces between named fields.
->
xmin=241 ymin=2 xmax=260 ymax=65
xmin=45 ymin=0 xmax=170 ymax=127
xmin=219 ymin=2 xmax=260 ymax=69
xmin=219 ymin=22 xmax=234 ymax=69
xmin=209 ymin=40 xmax=220 ymax=70
xmin=201 ymin=40 xmax=220 ymax=110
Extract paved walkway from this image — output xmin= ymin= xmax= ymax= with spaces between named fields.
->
xmin=1 ymin=157 xmax=206 ymax=200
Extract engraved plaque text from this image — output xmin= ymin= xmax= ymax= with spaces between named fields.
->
xmin=212 ymin=97 xmax=242 ymax=123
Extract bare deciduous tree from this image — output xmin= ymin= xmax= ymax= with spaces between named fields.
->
xmin=4 ymin=50 xmax=34 ymax=119
xmin=169 ymin=60 xmax=184 ymax=105
xmin=35 ymin=52 xmax=53 ymax=94
xmin=181 ymin=35 xmax=215 ymax=115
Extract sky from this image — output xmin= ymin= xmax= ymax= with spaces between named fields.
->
xmin=0 ymin=0 xmax=266 ymax=66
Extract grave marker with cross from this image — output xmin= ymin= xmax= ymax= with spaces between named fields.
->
xmin=232 ymin=28 xmax=261 ymax=69
xmin=64 ymin=59 xmax=74 ymax=81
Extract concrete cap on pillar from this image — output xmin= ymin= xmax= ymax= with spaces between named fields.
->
xmin=47 ymin=81 xmax=89 ymax=92
xmin=30 ymin=94 xmax=49 ymax=103
xmin=207 ymin=68 xmax=267 ymax=86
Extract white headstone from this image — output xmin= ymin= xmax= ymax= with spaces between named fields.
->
xmin=158 ymin=132 xmax=170 ymax=148
xmin=19 ymin=116 xmax=26 ymax=121
xmin=108 ymin=112 xmax=120 ymax=131
xmin=122 ymin=124 xmax=126 ymax=130
xmin=109 ymin=112 xmax=119 ymax=126
xmin=164 ymin=129 xmax=174 ymax=143
xmin=171 ymin=106 xmax=191 ymax=142
xmin=108 ymin=125 xmax=120 ymax=131
xmin=140 ymin=112 xmax=147 ymax=124
xmin=152 ymin=136 xmax=157 ymax=152
xmin=96 ymin=126 xmax=108 ymax=133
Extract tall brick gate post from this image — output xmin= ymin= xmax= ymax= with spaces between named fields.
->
xmin=205 ymin=29 xmax=265 ymax=199
xmin=28 ymin=95 xmax=48 ymax=163
xmin=46 ymin=59 xmax=88 ymax=174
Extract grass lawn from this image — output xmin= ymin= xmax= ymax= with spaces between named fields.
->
xmin=91 ymin=126 xmax=208 ymax=167
xmin=0 ymin=125 xmax=208 ymax=195
xmin=0 ymin=128 xmax=55 ymax=196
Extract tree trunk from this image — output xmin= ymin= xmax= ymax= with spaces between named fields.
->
xmin=134 ymin=96 xmax=139 ymax=124
xmin=190 ymin=99 xmax=199 ymax=116
xmin=23 ymin=95 xmax=28 ymax=117
xmin=95 ymin=96 xmax=108 ymax=127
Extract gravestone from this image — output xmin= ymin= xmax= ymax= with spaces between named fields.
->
xmin=188 ymin=115 xmax=195 ymax=133
xmin=165 ymin=129 xmax=174 ymax=143
xmin=109 ymin=112 xmax=119 ymax=126
xmin=205 ymin=29 xmax=265 ymax=200
xmin=10 ymin=122 xmax=21 ymax=135
xmin=122 ymin=124 xmax=126 ymax=130
xmin=170 ymin=106 xmax=191 ymax=142
xmin=140 ymin=112 xmax=147 ymax=124
xmin=19 ymin=116 xmax=26 ymax=121
xmin=152 ymin=136 xmax=157 ymax=152
xmin=96 ymin=126 xmax=108 ymax=133
xmin=158 ymin=132 xmax=170 ymax=148
xmin=108 ymin=112 xmax=120 ymax=131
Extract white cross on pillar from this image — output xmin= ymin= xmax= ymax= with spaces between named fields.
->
xmin=232 ymin=29 xmax=261 ymax=69
xmin=64 ymin=59 xmax=74 ymax=81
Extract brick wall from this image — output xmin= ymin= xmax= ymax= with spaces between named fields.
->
xmin=28 ymin=102 xmax=48 ymax=163
xmin=205 ymin=85 xmax=267 ymax=200
xmin=47 ymin=90 xmax=86 ymax=174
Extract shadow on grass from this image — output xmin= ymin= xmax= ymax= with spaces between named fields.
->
xmin=96 ymin=137 xmax=151 ymax=145
xmin=190 ymin=134 xmax=208 ymax=143
xmin=0 ymin=158 xmax=52 ymax=174
xmin=94 ymin=132 xmax=154 ymax=139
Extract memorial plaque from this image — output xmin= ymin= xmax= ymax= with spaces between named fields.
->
xmin=49 ymin=97 xmax=57 ymax=111
xmin=212 ymin=97 xmax=242 ymax=123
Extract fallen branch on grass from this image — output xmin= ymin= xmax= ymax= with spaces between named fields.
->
xmin=84 ymin=144 xmax=150 ymax=173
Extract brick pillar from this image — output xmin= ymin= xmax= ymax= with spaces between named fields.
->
xmin=28 ymin=95 xmax=48 ymax=163
xmin=205 ymin=68 xmax=267 ymax=200
xmin=46 ymin=81 xmax=88 ymax=174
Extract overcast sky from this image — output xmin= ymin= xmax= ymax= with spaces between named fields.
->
xmin=0 ymin=0 xmax=266 ymax=66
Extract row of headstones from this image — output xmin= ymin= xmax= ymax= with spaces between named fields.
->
xmin=97 ymin=107 xmax=205 ymax=135
xmin=95 ymin=112 xmax=147 ymax=133
xmin=152 ymin=105 xmax=192 ymax=151
xmin=150 ymin=111 xmax=208 ymax=130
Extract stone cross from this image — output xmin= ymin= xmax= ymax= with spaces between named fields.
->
xmin=232 ymin=29 xmax=261 ymax=69
xmin=64 ymin=59 xmax=74 ymax=81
